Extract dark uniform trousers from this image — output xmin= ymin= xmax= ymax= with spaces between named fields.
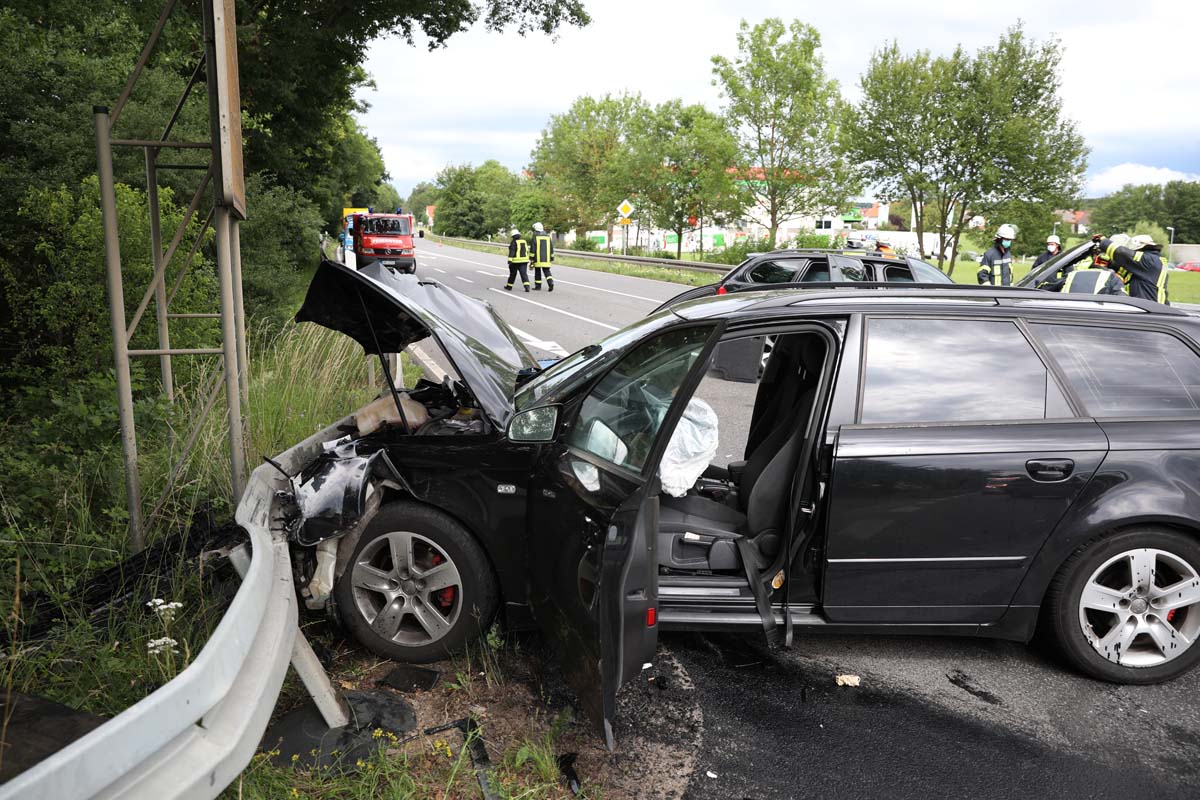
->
xmin=507 ymin=237 xmax=530 ymax=290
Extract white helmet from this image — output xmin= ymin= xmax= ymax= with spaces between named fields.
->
xmin=533 ymin=222 xmax=545 ymax=232
xmin=1130 ymin=234 xmax=1156 ymax=249
xmin=995 ymin=223 xmax=1017 ymax=240
xmin=1108 ymin=233 xmax=1131 ymax=250
xmin=1046 ymin=234 xmax=1061 ymax=245
xmin=510 ymin=228 xmax=520 ymax=236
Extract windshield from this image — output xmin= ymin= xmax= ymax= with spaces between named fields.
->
xmin=363 ymin=217 xmax=412 ymax=235
xmin=514 ymin=312 xmax=681 ymax=410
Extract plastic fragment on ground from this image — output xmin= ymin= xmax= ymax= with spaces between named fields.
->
xmin=835 ymin=674 xmax=861 ymax=687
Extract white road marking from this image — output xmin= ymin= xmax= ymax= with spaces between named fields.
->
xmin=476 ymin=269 xmax=505 ymax=277
xmin=455 ymin=276 xmax=474 ymax=284
xmin=436 ymin=251 xmax=665 ymax=302
xmin=486 ymin=288 xmax=620 ymax=331
xmin=433 ymin=267 xmax=446 ymax=273
xmin=507 ymin=325 xmax=569 ymax=357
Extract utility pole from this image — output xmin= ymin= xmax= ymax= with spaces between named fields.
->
xmin=1168 ymin=226 xmax=1176 ymax=266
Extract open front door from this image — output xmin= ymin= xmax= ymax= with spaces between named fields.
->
xmin=524 ymin=324 xmax=718 ymax=747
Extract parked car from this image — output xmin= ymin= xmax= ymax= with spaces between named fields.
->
xmin=292 ymin=259 xmax=1200 ymax=743
xmin=655 ymin=248 xmax=954 ymax=310
xmin=1176 ymin=261 xmax=1200 ymax=273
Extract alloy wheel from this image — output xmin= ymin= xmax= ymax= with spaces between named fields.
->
xmin=350 ymin=530 xmax=463 ymax=647
xmin=1078 ymin=547 xmax=1200 ymax=667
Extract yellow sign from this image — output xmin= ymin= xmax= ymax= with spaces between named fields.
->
xmin=617 ymin=199 xmax=635 ymax=218
xmin=619 ymin=218 xmax=632 ymax=225
xmin=342 ymin=207 xmax=369 ymax=224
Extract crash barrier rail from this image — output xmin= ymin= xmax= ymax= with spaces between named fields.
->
xmin=1 ymin=419 xmax=353 ymax=800
xmin=431 ymin=234 xmax=730 ymax=275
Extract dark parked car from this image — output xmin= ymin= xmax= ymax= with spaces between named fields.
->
xmin=292 ymin=260 xmax=1200 ymax=744
xmin=657 ymin=248 xmax=953 ymax=310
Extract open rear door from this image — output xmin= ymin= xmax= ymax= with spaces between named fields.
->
xmin=524 ymin=323 xmax=719 ymax=746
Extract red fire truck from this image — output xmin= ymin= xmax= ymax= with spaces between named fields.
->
xmin=348 ymin=211 xmax=417 ymax=273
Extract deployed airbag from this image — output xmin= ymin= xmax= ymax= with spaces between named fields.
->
xmin=658 ymin=398 xmax=719 ymax=498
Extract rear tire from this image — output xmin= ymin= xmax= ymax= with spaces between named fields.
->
xmin=1045 ymin=527 xmax=1200 ymax=684
xmin=334 ymin=502 xmax=497 ymax=663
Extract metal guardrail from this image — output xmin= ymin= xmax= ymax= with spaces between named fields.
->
xmin=1 ymin=418 xmax=352 ymax=800
xmin=432 ymin=234 xmax=730 ymax=275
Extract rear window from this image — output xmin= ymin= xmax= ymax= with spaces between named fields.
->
xmin=747 ymin=260 xmax=801 ymax=284
xmin=861 ymin=318 xmax=1070 ymax=424
xmin=1032 ymin=324 xmax=1200 ymax=416
xmin=908 ymin=258 xmax=953 ymax=284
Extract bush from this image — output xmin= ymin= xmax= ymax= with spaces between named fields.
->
xmin=569 ymin=237 xmax=600 ymax=252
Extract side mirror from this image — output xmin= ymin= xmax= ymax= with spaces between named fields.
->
xmin=507 ymin=406 xmax=559 ymax=442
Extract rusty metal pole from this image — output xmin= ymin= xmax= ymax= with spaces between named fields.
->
xmin=214 ymin=206 xmax=246 ymax=499
xmin=144 ymin=148 xmax=175 ymax=401
xmin=96 ymin=106 xmax=145 ymax=552
xmin=230 ymin=217 xmax=249 ymax=404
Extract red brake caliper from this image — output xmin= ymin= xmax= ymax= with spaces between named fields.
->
xmin=429 ymin=552 xmax=455 ymax=609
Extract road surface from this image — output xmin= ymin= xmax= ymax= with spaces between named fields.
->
xmin=410 ymin=239 xmax=1200 ymax=799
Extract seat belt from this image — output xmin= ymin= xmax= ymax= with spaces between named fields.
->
xmin=736 ymin=535 xmax=780 ymax=646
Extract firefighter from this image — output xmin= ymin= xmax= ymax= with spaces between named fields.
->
xmin=1043 ymin=249 xmax=1125 ymax=295
xmin=505 ymin=228 xmax=531 ymax=291
xmin=531 ymin=222 xmax=555 ymax=291
xmin=977 ymin=223 xmax=1017 ymax=286
xmin=1032 ymin=234 xmax=1062 ymax=269
xmin=1093 ymin=232 xmax=1170 ymax=304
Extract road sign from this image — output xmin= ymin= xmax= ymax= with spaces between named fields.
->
xmin=617 ymin=199 xmax=634 ymax=218
xmin=619 ymin=218 xmax=632 ymax=225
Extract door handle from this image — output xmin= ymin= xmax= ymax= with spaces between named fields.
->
xmin=1026 ymin=458 xmax=1075 ymax=482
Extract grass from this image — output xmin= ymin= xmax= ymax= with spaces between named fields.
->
xmin=429 ymin=235 xmax=715 ymax=287
xmin=944 ymin=256 xmax=1200 ymax=303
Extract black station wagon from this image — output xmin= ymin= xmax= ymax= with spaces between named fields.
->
xmin=658 ymin=247 xmax=954 ymax=310
xmin=290 ymin=259 xmax=1200 ymax=743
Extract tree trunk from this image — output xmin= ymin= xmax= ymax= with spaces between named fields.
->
xmin=676 ymin=226 xmax=683 ymax=260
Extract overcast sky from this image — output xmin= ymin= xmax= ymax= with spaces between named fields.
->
xmin=356 ymin=0 xmax=1200 ymax=200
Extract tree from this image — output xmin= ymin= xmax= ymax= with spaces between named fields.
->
xmin=630 ymin=101 xmax=744 ymax=259
xmin=1090 ymin=183 xmax=1166 ymax=237
xmin=991 ymin=201 xmax=1060 ymax=258
xmin=405 ymin=181 xmax=441 ymax=225
xmin=1163 ymin=181 xmax=1200 ymax=243
xmin=711 ymin=19 xmax=859 ymax=247
xmin=473 ymin=160 xmax=521 ymax=236
xmin=433 ymin=164 xmax=486 ymax=238
xmin=528 ymin=94 xmax=647 ymax=235
xmin=510 ymin=182 xmax=569 ymax=234
xmin=844 ymin=27 xmax=1087 ymax=272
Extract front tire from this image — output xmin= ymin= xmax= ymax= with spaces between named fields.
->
xmin=333 ymin=502 xmax=498 ymax=663
xmin=1046 ymin=527 xmax=1200 ymax=684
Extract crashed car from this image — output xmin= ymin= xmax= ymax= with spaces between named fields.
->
xmin=656 ymin=247 xmax=953 ymax=311
xmin=290 ymin=259 xmax=1200 ymax=744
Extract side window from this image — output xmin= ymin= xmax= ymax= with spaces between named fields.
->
xmin=798 ymin=258 xmax=831 ymax=283
xmin=909 ymin=258 xmax=952 ymax=284
xmin=746 ymin=259 xmax=802 ymax=284
xmin=861 ymin=318 xmax=1071 ymax=424
xmin=569 ymin=326 xmax=714 ymax=471
xmin=831 ymin=255 xmax=866 ymax=282
xmin=1032 ymin=324 xmax=1200 ymax=416
xmin=881 ymin=264 xmax=915 ymax=282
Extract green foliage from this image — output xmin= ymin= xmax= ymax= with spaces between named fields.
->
xmin=1129 ymin=220 xmax=1171 ymax=248
xmin=712 ymin=18 xmax=860 ymax=246
xmin=432 ymin=164 xmax=487 ymax=238
xmin=238 ymin=175 xmax=325 ymax=322
xmin=509 ymin=182 xmax=566 ymax=234
xmin=405 ymin=181 xmax=441 ymax=225
xmin=1092 ymin=181 xmax=1200 ymax=243
xmin=629 ymin=100 xmax=745 ymax=258
xmin=474 ymin=160 xmax=521 ymax=237
xmin=843 ymin=26 xmax=1088 ymax=271
xmin=528 ymin=93 xmax=648 ymax=233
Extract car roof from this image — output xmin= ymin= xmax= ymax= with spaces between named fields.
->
xmin=670 ymin=283 xmax=1195 ymax=324
xmin=743 ymin=248 xmax=904 ymax=261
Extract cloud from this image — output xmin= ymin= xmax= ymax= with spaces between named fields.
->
xmin=1086 ymin=163 xmax=1200 ymax=196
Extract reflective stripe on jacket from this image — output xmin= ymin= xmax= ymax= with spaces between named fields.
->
xmin=979 ymin=245 xmax=1013 ymax=286
xmin=1100 ymin=239 xmax=1169 ymax=304
xmin=532 ymin=234 xmax=554 ymax=266
xmin=1063 ymin=268 xmax=1122 ymax=295
xmin=508 ymin=237 xmax=530 ymax=263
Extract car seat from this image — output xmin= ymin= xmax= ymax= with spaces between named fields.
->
xmin=657 ymin=336 xmax=826 ymax=571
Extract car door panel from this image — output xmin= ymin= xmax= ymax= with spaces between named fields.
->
xmin=525 ymin=449 xmax=657 ymax=748
xmin=823 ymin=421 xmax=1108 ymax=623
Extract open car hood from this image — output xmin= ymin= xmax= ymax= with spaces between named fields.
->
xmin=296 ymin=260 xmax=538 ymax=427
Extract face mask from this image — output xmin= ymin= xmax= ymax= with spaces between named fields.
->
xmin=1001 ymin=239 xmax=1013 ymax=249
xmin=1048 ymin=244 xmax=1059 ymax=253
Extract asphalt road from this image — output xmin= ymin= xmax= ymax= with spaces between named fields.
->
xmin=412 ymin=239 xmax=1200 ymax=799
